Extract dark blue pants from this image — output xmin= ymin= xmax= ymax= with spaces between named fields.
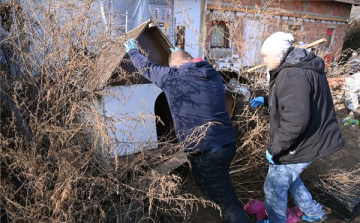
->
xmin=188 ymin=143 xmax=251 ymax=223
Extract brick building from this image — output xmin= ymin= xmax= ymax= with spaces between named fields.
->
xmin=202 ymin=0 xmax=359 ymax=66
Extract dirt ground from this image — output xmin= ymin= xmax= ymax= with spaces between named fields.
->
xmin=177 ymin=85 xmax=360 ymax=223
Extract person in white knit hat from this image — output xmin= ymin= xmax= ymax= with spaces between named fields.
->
xmin=251 ymin=32 xmax=344 ymax=223
xmin=261 ymin=32 xmax=295 ymax=69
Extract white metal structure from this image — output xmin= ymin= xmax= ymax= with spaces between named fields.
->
xmin=103 ymin=84 xmax=162 ymax=156
xmin=173 ymin=0 xmax=207 ymax=58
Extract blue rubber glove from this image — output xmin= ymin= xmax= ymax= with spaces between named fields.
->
xmin=250 ymin=96 xmax=264 ymax=108
xmin=169 ymin=47 xmax=181 ymax=53
xmin=266 ymin=150 xmax=275 ymax=164
xmin=124 ymin=38 xmax=138 ymax=53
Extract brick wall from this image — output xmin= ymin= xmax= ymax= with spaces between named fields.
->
xmin=306 ymin=1 xmax=331 ymax=15
xmin=205 ymin=1 xmax=352 ymax=62
xmin=266 ymin=19 xmax=348 ymax=61
xmin=307 ymin=1 xmax=352 ymax=17
xmin=279 ymin=1 xmax=305 ymax=11
xmin=205 ymin=14 xmax=212 ymax=49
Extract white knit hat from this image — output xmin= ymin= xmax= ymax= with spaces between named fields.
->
xmin=261 ymin=32 xmax=294 ymax=55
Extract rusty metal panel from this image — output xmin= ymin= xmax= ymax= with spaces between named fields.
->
xmin=105 ymin=21 xmax=173 ymax=86
xmin=94 ymin=20 xmax=173 ymax=87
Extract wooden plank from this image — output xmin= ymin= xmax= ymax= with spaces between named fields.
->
xmin=153 ymin=151 xmax=188 ymax=175
xmin=299 ymin=38 xmax=327 ymax=49
xmin=244 ymin=64 xmax=266 ymax=73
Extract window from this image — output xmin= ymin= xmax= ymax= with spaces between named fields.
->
xmin=150 ymin=0 xmax=174 ymax=5
xmin=210 ymin=21 xmax=229 ymax=48
xmin=288 ymin=24 xmax=302 ymax=38
xmin=176 ymin=26 xmax=185 ymax=50
xmin=289 ymin=25 xmax=301 ymax=33
xmin=326 ymin=28 xmax=334 ymax=47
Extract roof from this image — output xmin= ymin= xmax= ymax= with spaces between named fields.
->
xmin=275 ymin=0 xmax=360 ymax=5
xmin=292 ymin=0 xmax=360 ymax=5
xmin=333 ymin=0 xmax=360 ymax=5
xmin=93 ymin=19 xmax=173 ymax=88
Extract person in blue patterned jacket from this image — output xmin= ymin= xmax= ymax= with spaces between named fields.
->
xmin=124 ymin=39 xmax=251 ymax=223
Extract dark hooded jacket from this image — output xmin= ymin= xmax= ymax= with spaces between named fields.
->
xmin=267 ymin=47 xmax=344 ymax=164
xmin=127 ymin=49 xmax=235 ymax=151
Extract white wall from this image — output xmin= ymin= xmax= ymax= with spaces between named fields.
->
xmin=243 ymin=19 xmax=264 ymax=67
xmin=351 ymin=5 xmax=360 ymax=21
xmin=103 ymin=84 xmax=162 ymax=156
xmin=174 ymin=0 xmax=206 ymax=58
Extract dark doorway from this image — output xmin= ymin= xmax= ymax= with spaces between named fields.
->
xmin=154 ymin=92 xmax=178 ymax=144
xmin=217 ymin=70 xmax=251 ymax=85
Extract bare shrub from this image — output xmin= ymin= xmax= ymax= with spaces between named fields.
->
xmin=3 ymin=0 xmax=356 ymax=222
xmin=0 ymin=1 xmax=210 ymax=222
xmin=315 ymin=165 xmax=360 ymax=198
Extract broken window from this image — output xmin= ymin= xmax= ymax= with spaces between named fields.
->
xmin=326 ymin=28 xmax=334 ymax=47
xmin=288 ymin=25 xmax=301 ymax=36
xmin=210 ymin=21 xmax=229 ymax=48
xmin=176 ymin=26 xmax=185 ymax=50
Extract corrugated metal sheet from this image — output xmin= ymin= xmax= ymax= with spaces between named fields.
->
xmin=100 ymin=0 xmax=152 ymax=35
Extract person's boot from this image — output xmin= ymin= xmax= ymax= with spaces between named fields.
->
xmin=301 ymin=214 xmax=328 ymax=222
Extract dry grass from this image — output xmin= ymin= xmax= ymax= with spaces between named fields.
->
xmin=0 ymin=0 xmax=288 ymax=222
xmin=316 ymin=165 xmax=360 ymax=198
xmin=0 ymin=1 xmax=211 ymax=222
xmin=1 ymin=0 xmax=359 ymax=222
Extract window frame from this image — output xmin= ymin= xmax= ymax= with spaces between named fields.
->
xmin=326 ymin=28 xmax=335 ymax=48
xmin=210 ymin=20 xmax=230 ymax=49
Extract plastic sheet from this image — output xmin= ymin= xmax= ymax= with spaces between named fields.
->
xmin=243 ymin=199 xmax=303 ymax=223
xmin=344 ymin=72 xmax=360 ymax=112
xmin=100 ymin=0 xmax=151 ymax=36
